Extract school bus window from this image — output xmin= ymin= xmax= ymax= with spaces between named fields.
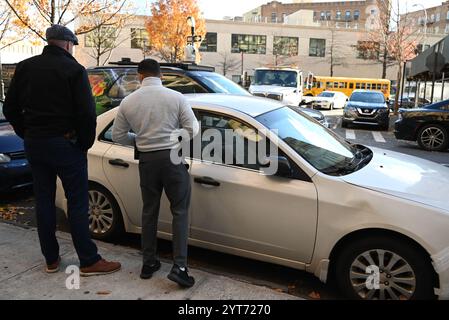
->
xmin=334 ymin=82 xmax=339 ymax=88
xmin=326 ymin=82 xmax=333 ymax=88
xmin=356 ymin=83 xmax=361 ymax=89
xmin=339 ymin=82 xmax=345 ymax=88
xmin=361 ymin=83 xmax=366 ymax=89
xmin=349 ymin=83 xmax=354 ymax=89
xmin=366 ymin=83 xmax=371 ymax=90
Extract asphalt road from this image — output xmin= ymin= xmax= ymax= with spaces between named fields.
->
xmin=1 ymin=111 xmax=448 ymax=300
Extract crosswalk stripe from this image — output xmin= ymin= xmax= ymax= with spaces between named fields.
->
xmin=372 ymin=131 xmax=386 ymax=143
xmin=345 ymin=129 xmax=356 ymax=140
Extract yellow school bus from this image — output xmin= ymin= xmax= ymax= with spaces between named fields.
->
xmin=304 ymin=76 xmax=391 ymax=100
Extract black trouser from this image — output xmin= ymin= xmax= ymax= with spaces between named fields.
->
xmin=138 ymin=150 xmax=191 ymax=268
xmin=24 ymin=137 xmax=101 ymax=268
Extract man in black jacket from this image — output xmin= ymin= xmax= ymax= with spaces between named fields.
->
xmin=3 ymin=25 xmax=121 ymax=276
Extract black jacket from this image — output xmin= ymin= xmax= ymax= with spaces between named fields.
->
xmin=3 ymin=45 xmax=97 ymax=151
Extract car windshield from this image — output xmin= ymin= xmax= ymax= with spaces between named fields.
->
xmin=253 ymin=70 xmax=298 ymax=88
xmin=319 ymin=92 xmax=335 ymax=98
xmin=257 ymin=107 xmax=372 ymax=176
xmin=350 ymin=92 xmax=385 ymax=103
xmin=190 ymin=72 xmax=251 ymax=95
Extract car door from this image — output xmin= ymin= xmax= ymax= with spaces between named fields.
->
xmin=100 ymin=123 xmax=189 ymax=234
xmin=189 ymin=110 xmax=318 ymax=264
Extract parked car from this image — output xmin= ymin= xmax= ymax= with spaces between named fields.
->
xmin=311 ymin=91 xmax=348 ymax=110
xmin=0 ymin=100 xmax=33 ymax=192
xmin=87 ymin=60 xmax=251 ymax=115
xmin=343 ymin=90 xmax=390 ymax=130
xmin=88 ymin=60 xmax=330 ymax=127
xmin=56 ymin=94 xmax=449 ymax=300
xmin=395 ymin=99 xmax=449 ymax=151
xmin=389 ymin=96 xmax=431 ymax=109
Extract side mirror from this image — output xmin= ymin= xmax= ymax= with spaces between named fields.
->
xmin=261 ymin=156 xmax=293 ymax=178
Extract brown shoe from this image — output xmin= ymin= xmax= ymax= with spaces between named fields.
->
xmin=80 ymin=259 xmax=121 ymax=277
xmin=46 ymin=257 xmax=61 ymax=274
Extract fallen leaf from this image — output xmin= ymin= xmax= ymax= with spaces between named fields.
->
xmin=308 ymin=291 xmax=321 ymax=299
xmin=96 ymin=291 xmax=112 ymax=295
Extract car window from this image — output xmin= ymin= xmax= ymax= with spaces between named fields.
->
xmin=162 ymin=74 xmax=208 ymax=94
xmin=195 ymin=111 xmax=269 ymax=171
xmin=88 ymin=70 xmax=119 ymax=115
xmin=109 ymin=73 xmax=141 ymax=99
xmin=350 ymin=92 xmax=385 ymax=103
xmin=189 ymin=71 xmax=250 ymax=95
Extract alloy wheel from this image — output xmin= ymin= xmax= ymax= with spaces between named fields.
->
xmin=88 ymin=190 xmax=114 ymax=235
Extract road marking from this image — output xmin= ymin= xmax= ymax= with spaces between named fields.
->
xmin=345 ymin=129 xmax=356 ymax=140
xmin=372 ymin=131 xmax=386 ymax=143
xmin=333 ymin=117 xmax=342 ymax=130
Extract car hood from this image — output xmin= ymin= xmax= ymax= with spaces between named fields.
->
xmin=0 ymin=123 xmax=24 ymax=153
xmin=347 ymin=101 xmax=386 ymax=109
xmin=249 ymin=85 xmax=296 ymax=95
xmin=341 ymin=147 xmax=449 ymax=213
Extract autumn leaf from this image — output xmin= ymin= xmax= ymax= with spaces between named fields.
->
xmin=308 ymin=291 xmax=321 ymax=300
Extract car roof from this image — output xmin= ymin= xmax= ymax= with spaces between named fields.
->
xmin=89 ymin=59 xmax=215 ymax=73
xmin=351 ymin=89 xmax=383 ymax=94
xmin=186 ymin=94 xmax=284 ymax=117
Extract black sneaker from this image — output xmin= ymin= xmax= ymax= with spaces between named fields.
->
xmin=140 ymin=260 xmax=161 ymax=280
xmin=167 ymin=265 xmax=195 ymax=288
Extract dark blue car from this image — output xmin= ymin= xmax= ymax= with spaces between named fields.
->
xmin=0 ymin=100 xmax=33 ymax=192
xmin=395 ymin=99 xmax=449 ymax=151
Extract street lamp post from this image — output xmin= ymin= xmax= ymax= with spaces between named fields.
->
xmin=185 ymin=16 xmax=202 ymax=63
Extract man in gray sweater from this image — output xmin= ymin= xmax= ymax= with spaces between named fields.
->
xmin=112 ymin=59 xmax=199 ymax=287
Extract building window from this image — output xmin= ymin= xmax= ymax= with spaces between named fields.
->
xmin=326 ymin=11 xmax=331 ymax=20
xmin=445 ymin=24 xmax=449 ymax=33
xmin=271 ymin=12 xmax=277 ymax=23
xmin=345 ymin=10 xmax=351 ymax=21
xmin=336 ymin=10 xmax=342 ymax=20
xmin=357 ymin=41 xmax=380 ymax=60
xmin=437 ymin=13 xmax=441 ymax=22
xmin=309 ymin=38 xmax=326 ymax=57
xmin=231 ymin=34 xmax=267 ymax=54
xmin=320 ymin=11 xmax=325 ymax=20
xmin=447 ymin=11 xmax=449 ymax=20
xmin=199 ymin=32 xmax=217 ymax=52
xmin=85 ymin=26 xmax=117 ymax=48
xmin=131 ymin=28 xmax=149 ymax=49
xmin=354 ymin=10 xmax=360 ymax=21
xmin=273 ymin=36 xmax=299 ymax=56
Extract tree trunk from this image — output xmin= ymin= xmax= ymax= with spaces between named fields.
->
xmin=382 ymin=46 xmax=388 ymax=79
xmin=394 ymin=62 xmax=402 ymax=115
xmin=51 ymin=0 xmax=56 ymax=24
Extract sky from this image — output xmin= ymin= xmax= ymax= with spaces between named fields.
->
xmin=135 ymin=0 xmax=446 ymax=19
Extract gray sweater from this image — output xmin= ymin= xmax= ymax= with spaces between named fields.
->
xmin=112 ymin=77 xmax=199 ymax=152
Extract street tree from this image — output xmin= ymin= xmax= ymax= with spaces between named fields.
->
xmin=327 ymin=29 xmax=347 ymax=77
xmin=146 ymin=0 xmax=206 ymax=63
xmin=84 ymin=14 xmax=133 ymax=66
xmin=4 ymin=0 xmax=132 ymax=41
xmin=216 ymin=52 xmax=240 ymax=76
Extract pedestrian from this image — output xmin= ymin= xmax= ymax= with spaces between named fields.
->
xmin=3 ymin=25 xmax=121 ymax=276
xmin=112 ymin=59 xmax=199 ymax=288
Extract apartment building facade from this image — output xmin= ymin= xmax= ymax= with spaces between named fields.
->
xmin=243 ymin=0 xmax=384 ymax=30
xmin=74 ymin=17 xmax=445 ymax=82
xmin=405 ymin=1 xmax=449 ymax=37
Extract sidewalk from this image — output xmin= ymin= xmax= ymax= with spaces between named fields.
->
xmin=0 ymin=223 xmax=299 ymax=300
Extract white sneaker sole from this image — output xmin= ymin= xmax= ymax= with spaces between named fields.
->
xmin=45 ymin=266 xmax=60 ymax=274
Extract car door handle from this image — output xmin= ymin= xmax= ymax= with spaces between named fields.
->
xmin=108 ymin=159 xmax=129 ymax=168
xmin=194 ymin=177 xmax=221 ymax=187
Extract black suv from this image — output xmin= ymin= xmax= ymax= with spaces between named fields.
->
xmin=343 ymin=90 xmax=390 ymax=130
xmin=87 ymin=58 xmax=250 ymax=115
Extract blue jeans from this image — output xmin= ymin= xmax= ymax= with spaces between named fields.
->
xmin=24 ymin=137 xmax=101 ymax=268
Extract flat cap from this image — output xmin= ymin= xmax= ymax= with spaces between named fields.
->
xmin=46 ymin=24 xmax=79 ymax=45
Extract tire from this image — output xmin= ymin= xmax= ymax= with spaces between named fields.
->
xmin=88 ymin=183 xmax=124 ymax=242
xmin=380 ymin=122 xmax=389 ymax=131
xmin=417 ymin=124 xmax=449 ymax=152
xmin=334 ymin=236 xmax=435 ymax=300
xmin=342 ymin=121 xmax=349 ymax=128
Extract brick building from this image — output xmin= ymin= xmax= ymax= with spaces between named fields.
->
xmin=405 ymin=1 xmax=449 ymax=37
xmin=243 ymin=0 xmax=385 ymax=30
